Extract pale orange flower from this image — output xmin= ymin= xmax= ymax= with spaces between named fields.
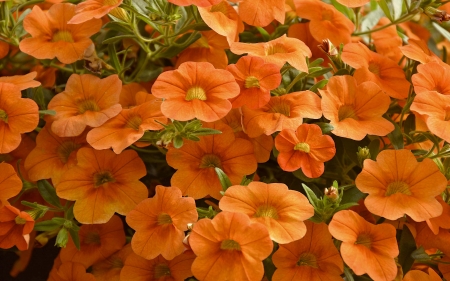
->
xmin=0 ymin=163 xmax=22 ymax=208
xmin=238 ymin=0 xmax=285 ymax=27
xmin=168 ymin=0 xmax=221 ymax=7
xmin=0 ymin=72 xmax=41 ymax=90
xmin=426 ymin=196 xmax=450 ymax=235
xmin=399 ymin=39 xmax=440 ymax=64
xmin=372 ymin=18 xmax=403 ymax=63
xmin=412 ymin=62 xmax=450 ymax=95
xmin=403 ymin=268 xmax=442 ymax=281
xmin=0 ymin=205 xmax=35 ymax=251
xmin=68 ymin=0 xmax=123 ymax=24
xmin=119 ymin=83 xmax=147 ymax=108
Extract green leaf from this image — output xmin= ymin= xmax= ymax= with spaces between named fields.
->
xmin=344 ymin=266 xmax=355 ymax=281
xmin=68 ymin=228 xmax=80 ymax=250
xmin=302 ymin=184 xmax=320 ymax=209
xmin=102 ymin=34 xmax=136 ymax=45
xmin=34 ymin=220 xmax=62 ymax=232
xmin=340 ymin=185 xmax=366 ymax=204
xmin=333 ymin=202 xmax=359 ymax=212
xmin=391 ymin=0 xmax=403 ymax=19
xmin=387 ymin=120 xmax=404 ymax=149
xmin=36 ymin=180 xmax=62 ymax=208
xmin=256 ymin=27 xmax=270 ymax=42
xmin=309 ymin=79 xmax=328 ymax=93
xmin=433 ymin=22 xmax=450 ymax=42
xmin=360 ymin=8 xmax=385 ymax=33
xmin=377 ymin=0 xmax=393 ymax=21
xmin=308 ymin=58 xmax=324 ymax=68
xmin=173 ymin=136 xmax=184 ymax=149
xmin=367 ymin=138 xmax=380 ymax=160
xmin=404 ymin=114 xmax=415 ymax=135
xmin=398 ymin=225 xmax=416 ymax=274
xmin=315 ymin=122 xmax=334 ymax=134
xmin=215 ymin=167 xmax=232 ymax=192
xmin=307 ymin=68 xmax=332 ymax=78
xmin=292 ymin=169 xmax=314 ymax=182
xmin=104 ymin=22 xmax=132 ymax=34
xmin=334 ymin=68 xmax=350 ymax=76
xmin=330 ymin=0 xmax=355 ymax=20
xmin=38 ymin=110 xmax=56 ymax=116
xmin=411 ymin=246 xmax=430 ymax=260
xmin=157 ymin=32 xmax=201 ymax=59
xmin=107 ymin=44 xmax=122 ymax=72
xmin=192 ymin=128 xmax=222 ymax=136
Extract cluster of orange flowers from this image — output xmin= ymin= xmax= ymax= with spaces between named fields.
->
xmin=3 ymin=0 xmax=450 ymax=280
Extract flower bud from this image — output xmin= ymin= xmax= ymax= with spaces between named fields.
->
xmin=424 ymin=6 xmax=450 ymax=22
xmin=357 ymin=146 xmax=371 ymax=166
xmin=109 ymin=7 xmax=130 ymax=23
xmin=324 ymin=186 xmax=339 ymax=202
xmin=55 ymin=227 xmax=69 ymax=248
xmin=318 ymin=39 xmax=338 ymax=56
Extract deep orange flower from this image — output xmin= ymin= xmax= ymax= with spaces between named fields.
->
xmin=189 ymin=211 xmax=273 ymax=281
xmin=220 ymin=108 xmax=273 ymax=163
xmin=19 ymin=3 xmax=102 ymax=64
xmin=0 ymin=163 xmax=22 ymax=207
xmin=48 ymin=74 xmax=122 ymax=137
xmin=410 ymin=91 xmax=450 ymax=143
xmin=126 ymin=185 xmax=197 ymax=260
xmin=320 ymin=75 xmax=394 ymax=140
xmin=238 ymin=0 xmax=285 ymax=27
xmin=328 ymin=210 xmax=398 ymax=281
xmin=426 ymin=196 xmax=450 ymax=235
xmin=31 ymin=64 xmax=57 ymax=88
xmin=119 ymin=83 xmax=147 ymax=108
xmin=355 ymin=149 xmax=447 ymax=221
xmin=56 ymin=148 xmax=148 ymax=224
xmin=151 ymin=62 xmax=239 ymax=122
xmin=242 ymin=91 xmax=322 ymax=138
xmin=341 ymin=42 xmax=410 ymax=99
xmin=288 ymin=23 xmax=329 ymax=65
xmin=87 ymin=99 xmax=167 ymax=154
xmin=219 ymin=182 xmax=314 ymax=244
xmin=50 ymin=262 xmax=96 ymax=281
xmin=336 ymin=0 xmax=369 ymax=7
xmin=403 ymin=268 xmax=442 ymax=281
xmin=120 ymin=251 xmax=196 ymax=281
xmin=198 ymin=1 xmax=244 ymax=45
xmin=166 ymin=122 xmax=257 ymax=199
xmin=60 ymin=215 xmax=126 ymax=268
xmin=412 ymin=62 xmax=450 ymax=95
xmin=372 ymin=17 xmax=403 ymax=63
xmin=68 ymin=0 xmax=123 ymax=24
xmin=415 ymin=222 xmax=450 ymax=261
xmin=272 ymin=221 xmax=343 ymax=281
xmin=0 ymin=205 xmax=35 ymax=251
xmin=275 ymin=123 xmax=336 ymax=178
xmin=226 ymin=56 xmax=281 ymax=109
xmin=399 ymin=39 xmax=440 ymax=64
xmin=176 ymin=31 xmax=229 ymax=69
xmin=0 ymin=41 xmax=8 ymax=59
xmin=0 ymin=72 xmax=41 ymax=90
xmin=0 ymin=82 xmax=39 ymax=154
xmin=168 ymin=0 xmax=221 ymax=7
xmin=294 ymin=0 xmax=354 ymax=46
xmin=24 ymin=122 xmax=89 ymax=186
xmin=91 ymin=244 xmax=133 ymax=281
xmin=231 ymin=35 xmax=311 ymax=72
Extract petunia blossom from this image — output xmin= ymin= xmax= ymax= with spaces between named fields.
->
xmin=68 ymin=0 xmax=123 ymax=24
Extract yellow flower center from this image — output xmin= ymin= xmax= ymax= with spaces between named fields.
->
xmin=254 ymin=205 xmax=279 ymax=219
xmin=265 ymin=43 xmax=287 ymax=56
xmin=368 ymin=63 xmax=380 ymax=76
xmin=154 ymin=264 xmax=171 ymax=279
xmin=0 ymin=109 xmax=8 ymax=123
xmin=210 ymin=1 xmax=228 ymax=14
xmin=125 ymin=114 xmax=142 ymax=130
xmin=15 ymin=216 xmax=27 ymax=225
xmin=185 ymin=86 xmax=207 ymax=101
xmin=270 ymin=101 xmax=291 ymax=116
xmin=296 ymin=252 xmax=318 ymax=268
xmin=77 ymin=99 xmax=101 ymax=114
xmin=199 ymin=154 xmax=222 ymax=169
xmin=355 ymin=233 xmax=372 ymax=249
xmin=338 ymin=104 xmax=359 ymax=121
xmin=52 ymin=31 xmax=74 ymax=43
xmin=294 ymin=142 xmax=310 ymax=153
xmin=57 ymin=141 xmax=81 ymax=164
xmin=244 ymin=76 xmax=260 ymax=89
xmin=84 ymin=232 xmax=101 ymax=245
xmin=220 ymin=239 xmax=241 ymax=251
xmin=157 ymin=213 xmax=173 ymax=225
xmin=93 ymin=171 xmax=115 ymax=187
xmin=385 ymin=181 xmax=412 ymax=196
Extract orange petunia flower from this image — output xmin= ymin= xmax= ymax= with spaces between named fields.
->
xmin=0 ymin=82 xmax=39 ymax=154
xmin=410 ymin=91 xmax=450 ymax=143
xmin=0 ymin=40 xmax=8 ymax=59
xmin=151 ymin=62 xmax=239 ymax=122
xmin=0 ymin=205 xmax=35 ymax=251
xmin=189 ymin=211 xmax=273 ymax=281
xmin=294 ymin=0 xmax=354 ymax=46
xmin=198 ymin=1 xmax=244 ymax=45
xmin=31 ymin=64 xmax=57 ymax=88
xmin=399 ymin=39 xmax=440 ymax=64
xmin=426 ymin=196 xmax=450 ymax=235
xmin=0 ymin=72 xmax=41 ymax=90
xmin=237 ymin=0 xmax=285 ymax=27
xmin=119 ymin=83 xmax=147 ymax=108
xmin=342 ymin=42 xmax=411 ymax=99
xmin=60 ymin=215 xmax=126 ymax=268
xmin=91 ymin=244 xmax=133 ymax=281
xmin=220 ymin=108 xmax=273 ymax=163
xmin=242 ymin=91 xmax=322 ymax=138
xmin=166 ymin=122 xmax=257 ymax=199
xmin=176 ymin=31 xmax=229 ymax=69
xmin=86 ymin=99 xmax=167 ymax=154
xmin=415 ymin=221 xmax=450 ymax=255
xmin=328 ymin=210 xmax=398 ymax=281
xmin=336 ymin=0 xmax=369 ymax=7
xmin=0 ymin=163 xmax=22 ymax=208
xmin=19 ymin=3 xmax=102 ymax=64
xmin=120 ymin=251 xmax=196 ymax=281
xmin=126 ymin=185 xmax=197 ymax=260
xmin=219 ymin=182 xmax=314 ymax=244
xmin=231 ymin=35 xmax=311 ymax=72
xmin=355 ymin=149 xmax=447 ymax=221
xmin=50 ymin=262 xmax=96 ymax=281
xmin=372 ymin=17 xmax=403 ymax=63
xmin=168 ymin=0 xmax=221 ymax=7
xmin=68 ymin=0 xmax=123 ymax=24
xmin=226 ymin=56 xmax=281 ymax=109
xmin=320 ymin=75 xmax=394 ymax=140
xmin=48 ymin=74 xmax=122 ymax=137
xmin=272 ymin=221 xmax=343 ymax=281
xmin=56 ymin=148 xmax=148 ymax=224
xmin=412 ymin=62 xmax=450 ymax=95
xmin=403 ymin=268 xmax=442 ymax=281
xmin=287 ymin=23 xmax=329 ymax=65
xmin=24 ymin=122 xmax=89 ymax=186
xmin=275 ymin=123 xmax=336 ymax=178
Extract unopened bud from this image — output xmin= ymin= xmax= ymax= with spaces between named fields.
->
xmin=357 ymin=146 xmax=371 ymax=166
xmin=324 ymin=186 xmax=339 ymax=201
xmin=425 ymin=6 xmax=450 ymax=22
xmin=55 ymin=227 xmax=69 ymax=248
xmin=109 ymin=7 xmax=130 ymax=22
xmin=318 ymin=39 xmax=338 ymax=56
